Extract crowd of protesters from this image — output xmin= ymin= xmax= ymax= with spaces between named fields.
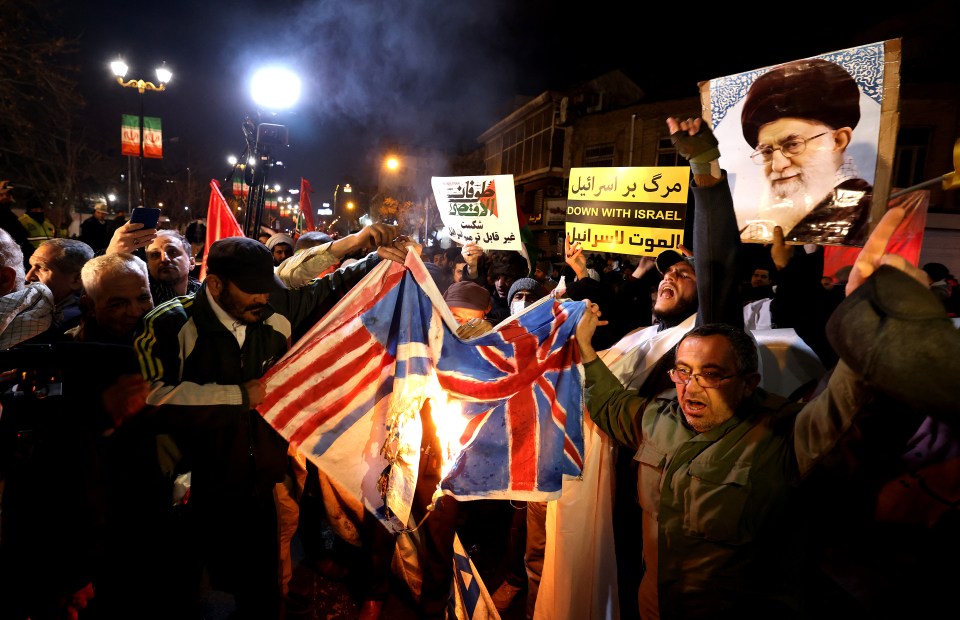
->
xmin=1 ymin=110 xmax=959 ymax=620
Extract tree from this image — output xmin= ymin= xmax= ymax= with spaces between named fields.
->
xmin=373 ymin=194 xmax=428 ymax=239
xmin=0 ymin=0 xmax=90 ymax=230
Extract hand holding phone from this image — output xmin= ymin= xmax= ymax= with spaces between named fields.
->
xmin=130 ymin=207 xmax=161 ymax=229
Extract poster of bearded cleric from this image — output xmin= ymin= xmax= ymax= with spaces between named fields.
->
xmin=702 ymin=40 xmax=901 ymax=246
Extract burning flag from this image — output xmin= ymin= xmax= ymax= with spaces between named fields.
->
xmin=258 ymin=252 xmax=586 ymax=529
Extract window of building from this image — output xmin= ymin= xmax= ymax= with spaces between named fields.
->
xmin=584 ymin=143 xmax=615 ymax=167
xmin=483 ymin=106 xmax=558 ymax=177
xmin=892 ymin=127 xmax=931 ymax=190
xmin=656 ymin=136 xmax=682 ymax=167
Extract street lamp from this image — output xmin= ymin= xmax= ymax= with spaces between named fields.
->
xmin=238 ymin=67 xmax=300 ymax=238
xmin=382 ymin=154 xmax=428 ymax=242
xmin=333 ymin=182 xmax=354 ymax=226
xmin=112 ymin=58 xmax=172 ymax=209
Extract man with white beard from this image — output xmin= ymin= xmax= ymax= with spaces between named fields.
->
xmin=740 ymin=58 xmax=872 ymax=246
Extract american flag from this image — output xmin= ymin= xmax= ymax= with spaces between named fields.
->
xmin=258 ymin=251 xmax=586 ymax=530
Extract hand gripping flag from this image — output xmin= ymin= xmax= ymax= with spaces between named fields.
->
xmin=258 ymin=251 xmax=586 ymax=530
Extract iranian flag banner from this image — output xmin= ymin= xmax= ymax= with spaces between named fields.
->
xmin=233 ymin=176 xmax=249 ymax=197
xmin=121 ymin=115 xmax=140 ymax=156
xmin=143 ymin=116 xmax=162 ymax=159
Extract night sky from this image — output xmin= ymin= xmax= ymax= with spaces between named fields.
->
xmin=56 ymin=0 xmax=954 ymax=206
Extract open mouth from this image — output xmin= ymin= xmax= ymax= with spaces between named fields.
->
xmin=658 ymin=284 xmax=676 ymax=300
xmin=682 ymin=398 xmax=707 ymax=413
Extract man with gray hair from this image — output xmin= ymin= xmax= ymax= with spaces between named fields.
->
xmin=69 ymin=253 xmax=153 ymax=344
xmin=0 ymin=228 xmax=54 ymax=349
xmin=27 ymin=238 xmax=94 ymax=332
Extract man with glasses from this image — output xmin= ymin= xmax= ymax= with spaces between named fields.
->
xmin=741 ymin=58 xmax=871 ymax=245
xmin=534 ymin=115 xmax=748 ymax=620
xmin=574 ymin=198 xmax=952 ymax=617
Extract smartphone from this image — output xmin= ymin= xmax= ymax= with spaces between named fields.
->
xmin=129 ymin=207 xmax=161 ymax=229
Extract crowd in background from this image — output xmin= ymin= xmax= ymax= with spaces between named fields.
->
xmin=1 ymin=117 xmax=959 ymax=620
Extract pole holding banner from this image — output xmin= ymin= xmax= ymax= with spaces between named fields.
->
xmin=111 ymin=59 xmax=172 ymax=208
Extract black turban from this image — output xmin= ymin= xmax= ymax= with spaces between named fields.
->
xmin=741 ymin=58 xmax=861 ymax=148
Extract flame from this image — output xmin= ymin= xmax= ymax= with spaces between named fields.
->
xmin=422 ymin=382 xmax=467 ymax=484
xmin=379 ymin=372 xmax=470 ymax=515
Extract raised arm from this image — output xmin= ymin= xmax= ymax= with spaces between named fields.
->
xmin=793 ymin=207 xmax=957 ymax=475
xmin=667 ymin=116 xmax=744 ymax=327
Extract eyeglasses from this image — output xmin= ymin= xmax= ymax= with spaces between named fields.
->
xmin=668 ymin=367 xmax=740 ymax=388
xmin=749 ymin=131 xmax=830 ymax=165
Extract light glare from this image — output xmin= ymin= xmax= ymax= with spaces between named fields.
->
xmin=250 ymin=67 xmax=301 ymax=110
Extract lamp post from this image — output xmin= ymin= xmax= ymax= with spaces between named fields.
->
xmin=111 ymin=59 xmax=172 ymax=209
xmin=382 ymin=154 xmax=428 ymax=241
xmin=333 ymin=183 xmax=353 ymax=233
xmin=242 ymin=67 xmax=301 ymax=239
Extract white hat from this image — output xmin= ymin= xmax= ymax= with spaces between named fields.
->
xmin=265 ymin=233 xmax=295 ymax=251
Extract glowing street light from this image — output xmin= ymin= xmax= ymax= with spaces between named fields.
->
xmin=240 ymin=67 xmax=300 ymax=238
xmin=112 ymin=58 xmax=172 ymax=208
xmin=250 ymin=67 xmax=301 ymax=111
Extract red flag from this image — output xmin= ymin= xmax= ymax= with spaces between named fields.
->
xmin=823 ymin=189 xmax=930 ymax=279
xmin=199 ymin=179 xmax=245 ymax=281
xmin=299 ymin=177 xmax=316 ymax=232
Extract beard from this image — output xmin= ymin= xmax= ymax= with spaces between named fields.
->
xmin=757 ymin=151 xmax=839 ymax=233
xmin=217 ymin=286 xmax=268 ymax=324
xmin=653 ymin=294 xmax=698 ymax=327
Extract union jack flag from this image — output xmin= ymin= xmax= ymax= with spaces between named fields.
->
xmin=258 ymin=251 xmax=586 ymax=529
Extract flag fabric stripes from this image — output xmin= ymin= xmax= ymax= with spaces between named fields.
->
xmin=232 ymin=176 xmax=249 ymax=198
xmin=258 ymin=251 xmax=587 ymax=530
xmin=199 ymin=179 xmax=245 ymax=281
xmin=121 ymin=114 xmax=139 ymax=156
xmin=143 ymin=116 xmax=162 ymax=158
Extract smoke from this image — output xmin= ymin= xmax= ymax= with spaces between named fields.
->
xmin=68 ymin=0 xmax=548 ymax=195
xmin=223 ymin=0 xmax=519 ymax=151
